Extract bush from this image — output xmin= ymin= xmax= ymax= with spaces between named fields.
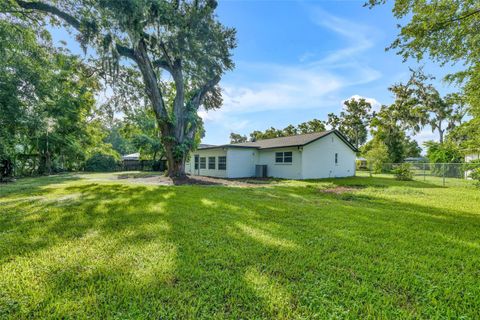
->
xmin=84 ymin=153 xmax=118 ymax=172
xmin=0 ymin=158 xmax=14 ymax=182
xmin=364 ymin=141 xmax=389 ymax=173
xmin=393 ymin=163 xmax=413 ymax=181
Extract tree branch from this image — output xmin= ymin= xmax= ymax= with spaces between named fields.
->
xmin=133 ymin=40 xmax=169 ymax=121
xmin=185 ymin=75 xmax=221 ymax=138
xmin=441 ymin=8 xmax=480 ymax=25
xmin=191 ymin=75 xmax=221 ymax=106
xmin=115 ymin=44 xmax=135 ymax=60
xmin=152 ymin=58 xmax=173 ymax=74
xmin=15 ymin=0 xmax=81 ymax=30
xmin=14 ymin=1 xmax=136 ymax=60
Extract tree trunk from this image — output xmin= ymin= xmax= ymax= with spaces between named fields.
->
xmin=164 ymin=143 xmax=186 ymax=177
xmin=439 ymin=126 xmax=444 ymax=144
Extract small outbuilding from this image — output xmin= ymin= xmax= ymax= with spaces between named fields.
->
xmin=185 ymin=130 xmax=357 ymax=179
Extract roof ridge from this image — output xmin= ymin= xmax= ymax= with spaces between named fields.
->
xmin=233 ymin=130 xmax=333 ymax=145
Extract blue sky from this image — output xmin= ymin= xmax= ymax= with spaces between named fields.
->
xmin=200 ymin=0 xmax=457 ymax=147
xmin=50 ymin=0 xmax=458 ymax=148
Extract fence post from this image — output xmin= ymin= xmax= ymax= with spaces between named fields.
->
xmin=423 ymin=162 xmax=426 ymax=181
xmin=442 ymin=163 xmax=446 ymax=187
xmin=369 ymin=162 xmax=372 ymax=177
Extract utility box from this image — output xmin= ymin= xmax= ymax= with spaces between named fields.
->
xmin=255 ymin=165 xmax=267 ymax=178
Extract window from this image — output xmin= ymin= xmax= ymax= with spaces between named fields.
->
xmin=275 ymin=151 xmax=292 ymax=164
xmin=218 ymin=156 xmax=227 ymax=170
xmin=208 ymin=156 xmax=216 ymax=169
xmin=200 ymin=157 xmax=206 ymax=169
xmin=284 ymin=152 xmax=292 ymax=163
xmin=335 ymin=153 xmax=338 ymax=165
xmin=194 ymin=155 xmax=199 ymax=169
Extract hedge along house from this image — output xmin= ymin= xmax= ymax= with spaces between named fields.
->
xmin=185 ymin=130 xmax=358 ymax=179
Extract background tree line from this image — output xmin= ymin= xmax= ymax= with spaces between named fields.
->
xmin=1 ymin=0 xmax=480 ymax=180
xmin=0 ymin=14 xmax=170 ymax=180
xmin=231 ymin=68 xmax=472 ymax=168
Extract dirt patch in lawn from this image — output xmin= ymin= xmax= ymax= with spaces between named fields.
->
xmin=320 ymin=186 xmax=361 ymax=194
xmin=114 ymin=173 xmax=280 ymax=187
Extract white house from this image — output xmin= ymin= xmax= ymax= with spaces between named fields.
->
xmin=185 ymin=130 xmax=357 ymax=179
xmin=465 ymin=152 xmax=480 ymax=179
xmin=465 ymin=153 xmax=480 ymax=163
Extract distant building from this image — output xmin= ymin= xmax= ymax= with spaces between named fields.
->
xmin=122 ymin=153 xmax=140 ymax=161
xmin=404 ymin=157 xmax=427 ymax=163
xmin=356 ymin=157 xmax=368 ymax=170
xmin=465 ymin=153 xmax=480 ymax=163
xmin=465 ymin=152 xmax=480 ymax=179
xmin=121 ymin=152 xmax=166 ymax=171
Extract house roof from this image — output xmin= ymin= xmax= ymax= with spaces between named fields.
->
xmin=199 ymin=144 xmax=217 ymax=148
xmin=122 ymin=152 xmax=140 ymax=160
xmin=198 ymin=130 xmax=358 ymax=152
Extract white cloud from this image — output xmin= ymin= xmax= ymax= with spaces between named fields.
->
xmin=345 ymin=94 xmax=382 ymax=112
xmin=308 ymin=7 xmax=376 ymax=66
xmin=198 ymin=108 xmax=249 ymax=131
xmin=200 ymin=7 xmax=382 ymax=133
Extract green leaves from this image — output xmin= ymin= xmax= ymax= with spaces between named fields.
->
xmin=0 ymin=18 xmax=113 ymax=175
xmin=368 ymin=0 xmax=480 ymax=121
xmin=7 ymin=0 xmax=237 ymax=176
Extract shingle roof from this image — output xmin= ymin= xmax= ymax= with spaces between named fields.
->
xmin=198 ymin=144 xmax=217 ymax=148
xmin=198 ymin=130 xmax=358 ymax=151
xmin=231 ymin=131 xmax=333 ymax=149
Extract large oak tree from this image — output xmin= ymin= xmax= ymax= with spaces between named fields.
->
xmin=10 ymin=0 xmax=236 ymax=177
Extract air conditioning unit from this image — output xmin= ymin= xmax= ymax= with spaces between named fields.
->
xmin=255 ymin=165 xmax=267 ymax=178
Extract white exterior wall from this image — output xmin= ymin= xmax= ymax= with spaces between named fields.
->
xmin=187 ymin=132 xmax=356 ymax=180
xmin=465 ymin=153 xmax=480 ymax=162
xmin=301 ymin=133 xmax=356 ymax=179
xmin=185 ymin=148 xmax=228 ymax=178
xmin=465 ymin=153 xmax=480 ymax=179
xmin=257 ymin=147 xmax=302 ymax=179
xmin=226 ymin=148 xmax=258 ymax=178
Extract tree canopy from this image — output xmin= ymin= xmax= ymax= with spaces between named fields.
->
xmin=0 ymin=18 xmax=112 ymax=179
xmin=366 ymin=0 xmax=480 ymax=113
xmin=8 ymin=0 xmax=236 ymax=176
xmin=326 ymin=98 xmax=372 ymax=149
xmin=243 ymin=119 xmax=327 ymax=142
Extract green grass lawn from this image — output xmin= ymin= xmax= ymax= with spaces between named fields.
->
xmin=1 ymin=173 xmax=479 ymax=319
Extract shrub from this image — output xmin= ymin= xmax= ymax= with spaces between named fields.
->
xmin=393 ymin=163 xmax=413 ymax=181
xmin=424 ymin=141 xmax=463 ymax=177
xmin=84 ymin=153 xmax=118 ymax=172
xmin=0 ymin=158 xmax=14 ymax=182
xmin=364 ymin=141 xmax=389 ymax=173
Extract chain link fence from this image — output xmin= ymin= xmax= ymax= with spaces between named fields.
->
xmin=357 ymin=162 xmax=480 ymax=186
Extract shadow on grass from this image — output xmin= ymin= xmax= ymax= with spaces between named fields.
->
xmin=1 ymin=179 xmax=480 ymax=318
xmin=310 ymin=175 xmax=444 ymax=189
xmin=0 ymin=174 xmax=81 ymax=198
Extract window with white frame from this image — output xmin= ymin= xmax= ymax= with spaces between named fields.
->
xmin=194 ymin=155 xmax=199 ymax=169
xmin=200 ymin=157 xmax=206 ymax=169
xmin=218 ymin=156 xmax=227 ymax=170
xmin=275 ymin=151 xmax=292 ymax=164
xmin=208 ymin=156 xmax=216 ymax=169
xmin=335 ymin=153 xmax=338 ymax=165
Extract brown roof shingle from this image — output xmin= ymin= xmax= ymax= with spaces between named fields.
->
xmin=230 ymin=131 xmax=333 ymax=149
xmin=198 ymin=130 xmax=357 ymax=151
